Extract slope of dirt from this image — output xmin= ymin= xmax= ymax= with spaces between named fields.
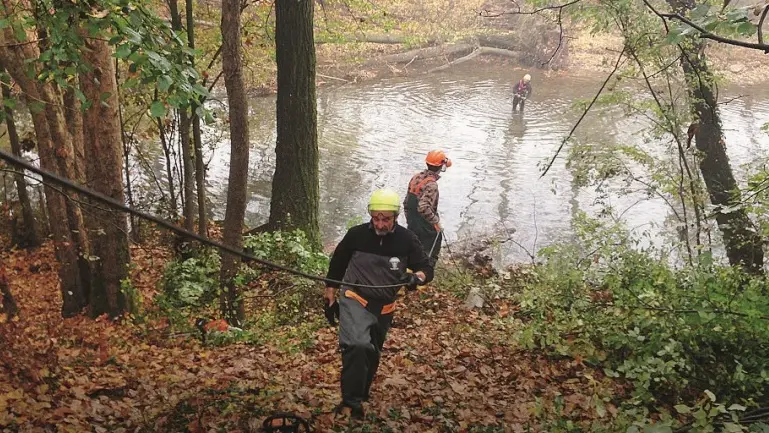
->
xmin=0 ymin=242 xmax=624 ymax=432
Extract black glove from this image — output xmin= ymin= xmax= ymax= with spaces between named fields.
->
xmin=400 ymin=272 xmax=424 ymax=292
xmin=324 ymin=300 xmax=339 ymax=326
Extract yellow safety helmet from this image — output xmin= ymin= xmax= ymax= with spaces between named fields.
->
xmin=368 ymin=188 xmax=401 ymax=213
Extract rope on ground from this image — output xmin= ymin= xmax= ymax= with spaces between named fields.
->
xmin=0 ymin=149 xmax=405 ymax=290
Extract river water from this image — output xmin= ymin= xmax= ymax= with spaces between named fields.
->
xmin=188 ymin=63 xmax=768 ymax=263
xmin=6 ymin=62 xmax=765 ymax=263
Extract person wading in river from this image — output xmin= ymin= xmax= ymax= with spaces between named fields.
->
xmin=513 ymin=73 xmax=532 ymax=112
xmin=323 ymin=188 xmax=434 ymax=420
xmin=403 ymin=150 xmax=451 ymax=265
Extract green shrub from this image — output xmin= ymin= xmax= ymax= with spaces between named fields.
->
xmin=158 ymin=247 xmax=221 ymax=313
xmin=243 ymin=230 xmax=330 ymax=326
xmin=514 ymin=214 xmax=769 ymax=411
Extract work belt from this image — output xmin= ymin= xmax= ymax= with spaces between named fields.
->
xmin=344 ymin=290 xmax=396 ymax=315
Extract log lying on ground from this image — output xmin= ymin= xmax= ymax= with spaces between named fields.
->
xmin=366 ymin=43 xmax=475 ymax=65
xmin=317 ymin=33 xmax=437 ymax=45
xmin=477 ymin=34 xmax=518 ymax=50
xmin=427 ymin=46 xmax=521 ymax=73
xmin=359 ymin=34 xmax=409 ymax=44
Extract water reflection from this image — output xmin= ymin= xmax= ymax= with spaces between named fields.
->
xmin=6 ymin=63 xmax=766 ymax=264
xmin=201 ymin=65 xmax=769 ymax=262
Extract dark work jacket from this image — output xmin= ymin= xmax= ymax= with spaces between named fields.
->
xmin=325 ymin=222 xmax=434 ymax=302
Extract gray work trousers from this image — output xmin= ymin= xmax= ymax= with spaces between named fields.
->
xmin=338 ymin=289 xmax=393 ymax=408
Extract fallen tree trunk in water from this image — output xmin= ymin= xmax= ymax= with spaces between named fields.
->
xmin=427 ymin=46 xmax=520 ymax=73
xmin=367 ymin=43 xmax=475 ymax=65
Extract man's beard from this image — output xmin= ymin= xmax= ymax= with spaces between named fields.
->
xmin=374 ymin=228 xmax=390 ymax=236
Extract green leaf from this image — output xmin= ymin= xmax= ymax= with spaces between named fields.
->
xmin=29 ymin=101 xmax=45 ymax=114
xmin=192 ymin=83 xmax=209 ymax=98
xmin=11 ymin=22 xmax=27 ymax=43
xmin=665 ymin=29 xmax=684 ymax=45
xmin=157 ymin=75 xmax=173 ymax=92
xmin=595 ymin=399 xmax=607 ymax=418
xmin=115 ymin=44 xmax=132 ymax=59
xmin=704 ymin=20 xmax=720 ymax=31
xmin=123 ymin=27 xmax=143 ymax=44
xmin=674 ymin=404 xmax=691 ymax=414
xmin=643 ymin=426 xmax=673 ymax=433
xmin=727 ymin=404 xmax=746 ymax=411
xmin=123 ymin=77 xmax=139 ymax=89
xmin=196 ymin=106 xmax=214 ymax=124
xmin=74 ymin=88 xmax=87 ymax=105
xmin=691 ymin=3 xmax=711 ymax=19
xmin=2 ymin=98 xmax=16 ymax=110
xmin=736 ymin=21 xmax=756 ymax=36
xmin=704 ymin=390 xmax=716 ymax=402
xmin=150 ymin=100 xmax=167 ymax=117
xmin=146 ymin=50 xmax=172 ymax=72
xmin=0 ymin=18 xmax=9 ymax=30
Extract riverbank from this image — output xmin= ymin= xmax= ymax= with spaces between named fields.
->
xmin=312 ymin=27 xmax=769 ymax=90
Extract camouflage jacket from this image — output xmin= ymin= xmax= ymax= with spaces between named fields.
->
xmin=403 ymin=170 xmax=441 ymax=225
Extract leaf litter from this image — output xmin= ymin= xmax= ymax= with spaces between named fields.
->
xmin=0 ymin=241 xmax=624 ymax=432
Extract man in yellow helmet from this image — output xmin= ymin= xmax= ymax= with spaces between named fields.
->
xmin=323 ymin=188 xmax=434 ymax=419
xmin=513 ymin=73 xmax=532 ymax=112
xmin=404 ymin=149 xmax=451 ymax=265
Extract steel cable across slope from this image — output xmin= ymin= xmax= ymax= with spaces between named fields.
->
xmin=0 ymin=149 xmax=406 ymax=290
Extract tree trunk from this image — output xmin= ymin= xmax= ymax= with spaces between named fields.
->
xmin=665 ymin=0 xmax=765 ymax=273
xmin=1 ymin=71 xmax=40 ymax=248
xmin=179 ymin=110 xmax=195 ymax=231
xmin=678 ymin=44 xmax=764 ymax=273
xmin=187 ymin=0 xmax=208 ymax=237
xmin=80 ymin=37 xmax=131 ymax=318
xmin=219 ymin=0 xmax=250 ymax=326
xmin=168 ymin=0 xmax=196 ymax=232
xmin=0 ymin=268 xmax=18 ymax=319
xmin=45 ymin=81 xmax=94 ymax=311
xmin=157 ymin=117 xmax=179 ymax=218
xmin=193 ymin=112 xmax=207 ymax=236
xmin=36 ymin=184 xmax=48 ymax=235
xmin=63 ymin=88 xmax=86 ymax=184
xmin=116 ymin=60 xmax=140 ymax=243
xmin=269 ymin=0 xmax=321 ymax=248
xmin=0 ymin=16 xmax=89 ymax=316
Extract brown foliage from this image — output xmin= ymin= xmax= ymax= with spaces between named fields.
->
xmin=0 ymin=243 xmax=624 ymax=431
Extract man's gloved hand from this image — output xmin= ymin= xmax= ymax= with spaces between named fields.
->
xmin=400 ymin=272 xmax=424 ymax=292
xmin=324 ymin=299 xmax=340 ymax=326
xmin=323 ymin=286 xmax=339 ymax=326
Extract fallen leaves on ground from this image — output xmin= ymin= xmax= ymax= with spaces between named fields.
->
xmin=0 ymin=241 xmax=624 ymax=432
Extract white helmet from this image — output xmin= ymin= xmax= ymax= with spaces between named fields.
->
xmin=523 ymin=74 xmax=531 ymax=82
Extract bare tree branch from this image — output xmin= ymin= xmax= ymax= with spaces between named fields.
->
xmin=642 ymin=0 xmax=769 ymax=53
xmin=0 ymin=38 xmax=46 ymax=48
xmin=759 ymin=4 xmax=769 ymax=45
xmin=478 ymin=0 xmax=582 ymax=17
xmin=541 ymin=6 xmax=566 ymax=66
xmin=540 ymin=48 xmax=627 ymax=178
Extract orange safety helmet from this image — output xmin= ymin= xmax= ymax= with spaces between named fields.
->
xmin=425 ymin=150 xmax=452 ymax=168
